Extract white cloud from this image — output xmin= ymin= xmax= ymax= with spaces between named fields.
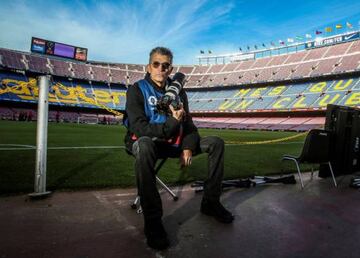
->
xmin=1 ymin=0 xmax=359 ymax=65
xmin=0 ymin=0 xmax=234 ymax=64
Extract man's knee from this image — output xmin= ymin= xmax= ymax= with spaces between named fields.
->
xmin=132 ymin=136 xmax=156 ymax=158
xmin=205 ymin=136 xmax=224 ymax=153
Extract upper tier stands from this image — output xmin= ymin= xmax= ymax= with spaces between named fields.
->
xmin=185 ymin=40 xmax=360 ymax=88
xmin=1 ymin=38 xmax=359 ymax=88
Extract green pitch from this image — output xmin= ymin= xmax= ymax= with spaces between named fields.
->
xmin=0 ymin=120 xmax=309 ymax=194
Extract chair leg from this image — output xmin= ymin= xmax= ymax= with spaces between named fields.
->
xmin=130 ymin=196 xmax=142 ymax=213
xmin=156 ymin=176 xmax=178 ymax=201
xmin=131 ymin=177 xmax=178 ymax=213
xmin=282 ymin=158 xmax=304 ymax=188
xmin=154 ymin=158 xmax=178 ymax=200
xmin=328 ymin=162 xmax=337 ymax=187
xmin=131 ymin=196 xmax=140 ymax=209
xmin=131 ymin=158 xmax=178 ymax=213
xmin=294 ymin=161 xmax=304 ymax=189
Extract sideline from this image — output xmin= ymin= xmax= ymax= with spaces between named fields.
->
xmin=0 ymin=142 xmax=303 ymax=151
xmin=0 ymin=144 xmax=125 ymax=151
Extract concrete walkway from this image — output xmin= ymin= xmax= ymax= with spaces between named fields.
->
xmin=1 ymin=173 xmax=359 ymax=258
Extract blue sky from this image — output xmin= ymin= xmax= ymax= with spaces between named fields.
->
xmin=0 ymin=0 xmax=360 ymax=65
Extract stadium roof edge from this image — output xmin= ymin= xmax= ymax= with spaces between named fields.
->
xmin=1 ymin=29 xmax=359 ymax=67
xmin=196 ymin=29 xmax=360 ymax=64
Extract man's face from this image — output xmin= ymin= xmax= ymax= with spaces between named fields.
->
xmin=147 ymin=53 xmax=173 ymax=87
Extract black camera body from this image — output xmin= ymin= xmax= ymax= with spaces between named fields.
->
xmin=157 ymin=72 xmax=186 ymax=113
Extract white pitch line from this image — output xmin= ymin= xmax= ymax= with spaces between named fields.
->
xmin=0 ymin=144 xmax=36 ymax=148
xmin=0 ymin=142 xmax=303 ymax=151
xmin=0 ymin=145 xmax=125 ymax=151
xmin=48 ymin=146 xmax=125 ymax=150
xmin=0 ymin=144 xmax=36 ymax=150
xmin=225 ymin=141 xmax=303 ymax=146
xmin=0 ymin=148 xmax=36 ymax=151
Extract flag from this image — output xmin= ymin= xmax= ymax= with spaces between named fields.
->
xmin=262 ymin=43 xmax=266 ymax=47
xmin=270 ymin=41 xmax=275 ymax=46
xmin=208 ymin=50 xmax=212 ymax=54
xmin=296 ymin=36 xmax=303 ymax=40
xmin=346 ymin=22 xmax=353 ymax=28
xmin=254 ymin=45 xmax=258 ymax=49
xmin=279 ymin=40 xmax=285 ymax=45
xmin=335 ymin=24 xmax=342 ymax=29
xmin=305 ymin=34 xmax=312 ymax=39
xmin=287 ymin=38 xmax=294 ymax=43
xmin=247 ymin=46 xmax=250 ymax=50
xmin=239 ymin=47 xmax=242 ymax=51
xmin=315 ymin=30 xmax=322 ymax=35
xmin=200 ymin=50 xmax=204 ymax=54
xmin=325 ymin=27 xmax=332 ymax=32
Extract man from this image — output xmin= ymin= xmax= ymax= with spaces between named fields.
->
xmin=124 ymin=47 xmax=234 ymax=250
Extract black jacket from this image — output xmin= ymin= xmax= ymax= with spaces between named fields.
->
xmin=124 ymin=73 xmax=200 ymax=152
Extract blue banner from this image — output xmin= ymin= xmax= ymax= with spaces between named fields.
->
xmin=305 ymin=32 xmax=360 ymax=49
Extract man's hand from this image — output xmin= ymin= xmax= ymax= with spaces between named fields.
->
xmin=169 ymin=104 xmax=185 ymax=121
xmin=180 ymin=149 xmax=192 ymax=168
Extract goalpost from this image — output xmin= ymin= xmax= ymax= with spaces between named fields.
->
xmin=29 ymin=75 xmax=51 ymax=198
xmin=77 ymin=114 xmax=99 ymax=124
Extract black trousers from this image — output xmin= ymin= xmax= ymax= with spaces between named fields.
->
xmin=131 ymin=136 xmax=225 ymax=221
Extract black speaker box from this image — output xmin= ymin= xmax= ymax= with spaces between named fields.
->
xmin=319 ymin=104 xmax=360 ymax=177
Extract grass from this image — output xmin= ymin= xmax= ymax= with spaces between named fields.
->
xmin=0 ymin=120 xmax=310 ymax=194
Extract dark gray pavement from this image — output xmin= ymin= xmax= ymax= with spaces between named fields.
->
xmin=1 ymin=173 xmax=359 ymax=258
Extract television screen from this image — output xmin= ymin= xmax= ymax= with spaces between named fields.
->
xmin=30 ymin=37 xmax=87 ymax=61
xmin=54 ymin=43 xmax=75 ymax=58
xmin=46 ymin=41 xmax=55 ymax=55
xmin=75 ymin=47 xmax=87 ymax=61
xmin=31 ymin=38 xmax=46 ymax=54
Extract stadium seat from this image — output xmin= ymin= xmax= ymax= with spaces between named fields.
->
xmin=281 ymin=129 xmax=337 ymax=188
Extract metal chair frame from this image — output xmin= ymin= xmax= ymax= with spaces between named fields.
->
xmin=131 ymin=158 xmax=178 ymax=213
xmin=282 ymin=129 xmax=337 ymax=189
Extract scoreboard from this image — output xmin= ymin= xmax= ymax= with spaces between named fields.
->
xmin=31 ymin=37 xmax=88 ymax=61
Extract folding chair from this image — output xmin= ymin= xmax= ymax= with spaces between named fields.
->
xmin=130 ymin=158 xmax=178 ymax=213
xmin=282 ymin=129 xmax=337 ymax=188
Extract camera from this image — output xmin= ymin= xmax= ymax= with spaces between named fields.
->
xmin=157 ymin=72 xmax=186 ymax=113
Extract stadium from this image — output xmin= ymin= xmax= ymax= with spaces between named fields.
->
xmin=1 ymin=33 xmax=360 ymax=129
xmin=1 ymin=1 xmax=360 ymax=257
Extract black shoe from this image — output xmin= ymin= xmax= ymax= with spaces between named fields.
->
xmin=144 ymin=219 xmax=170 ymax=250
xmin=200 ymin=199 xmax=234 ymax=224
